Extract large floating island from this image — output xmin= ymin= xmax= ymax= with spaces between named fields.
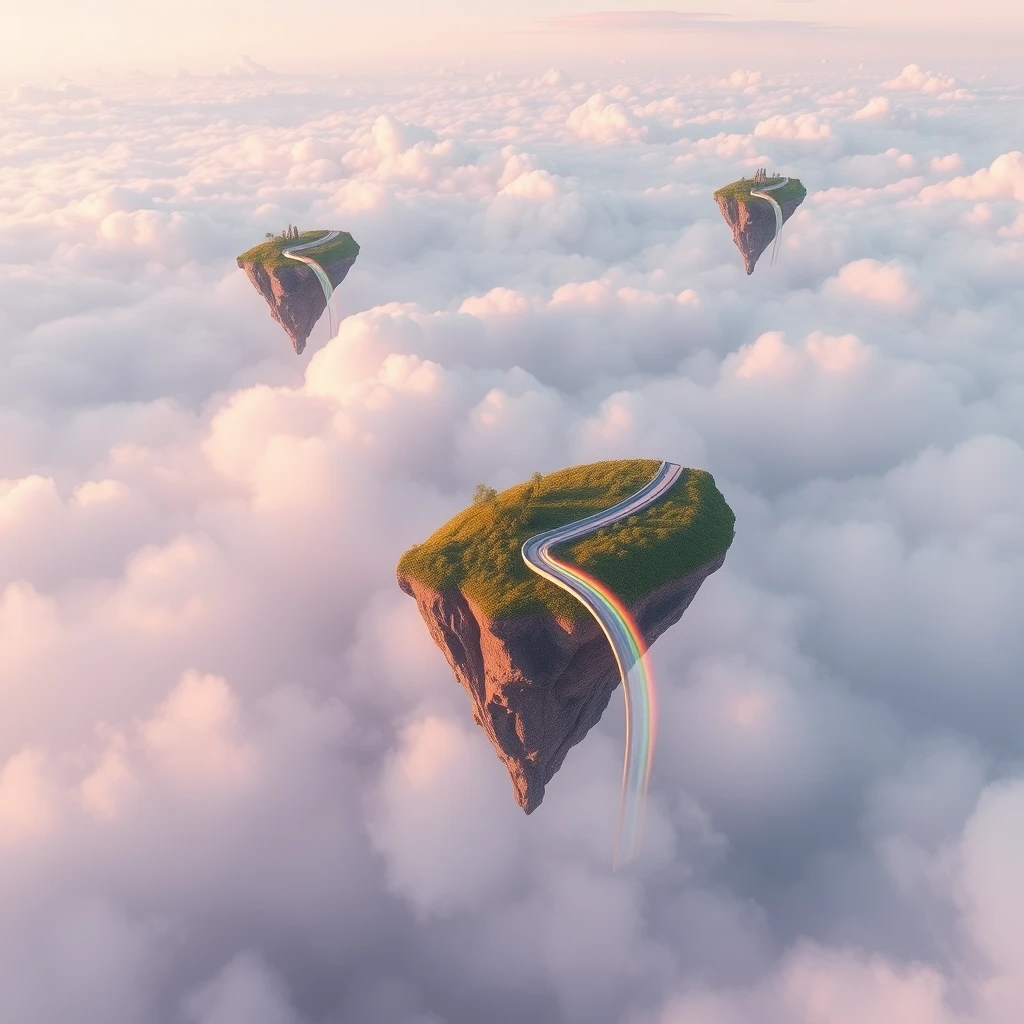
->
xmin=714 ymin=174 xmax=807 ymax=274
xmin=237 ymin=229 xmax=359 ymax=354
xmin=397 ymin=460 xmax=735 ymax=813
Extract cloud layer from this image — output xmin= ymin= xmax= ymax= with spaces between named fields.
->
xmin=2 ymin=62 xmax=1023 ymax=1023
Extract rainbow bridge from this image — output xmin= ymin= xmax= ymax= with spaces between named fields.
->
xmin=522 ymin=461 xmax=683 ymax=869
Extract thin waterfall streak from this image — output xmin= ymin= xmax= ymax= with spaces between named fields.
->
xmin=544 ymin=554 xmax=647 ymax=869
xmin=771 ymin=202 xmax=783 ymax=265
xmin=750 ymin=177 xmax=788 ymax=268
xmin=616 ymin=663 xmax=648 ymax=868
xmin=287 ymin=253 xmax=336 ymax=336
xmin=283 ymin=230 xmax=340 ymax=341
xmin=751 ymin=192 xmax=783 ymax=265
xmin=614 ymin=666 xmax=635 ymax=872
xmin=525 ymin=554 xmax=651 ymax=869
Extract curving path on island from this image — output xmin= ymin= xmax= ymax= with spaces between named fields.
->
xmin=282 ymin=230 xmax=342 ymax=339
xmin=522 ymin=460 xmax=683 ymax=869
xmin=749 ymin=176 xmax=789 ymax=267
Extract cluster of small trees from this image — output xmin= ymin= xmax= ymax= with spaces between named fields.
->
xmin=264 ymin=225 xmax=301 ymax=241
xmin=472 ymin=472 xmax=544 ymax=506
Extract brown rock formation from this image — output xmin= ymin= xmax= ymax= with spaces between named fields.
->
xmin=397 ymin=552 xmax=727 ymax=813
xmin=716 ymin=192 xmax=805 ymax=274
xmin=237 ymin=255 xmax=356 ymax=354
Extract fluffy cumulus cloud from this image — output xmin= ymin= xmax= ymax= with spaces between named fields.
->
xmin=882 ymin=63 xmax=964 ymax=97
xmin=567 ymin=93 xmax=646 ymax=143
xmin=2 ymin=60 xmax=1023 ymax=1024
xmin=848 ymin=95 xmax=914 ymax=128
xmin=754 ymin=112 xmax=832 ymax=140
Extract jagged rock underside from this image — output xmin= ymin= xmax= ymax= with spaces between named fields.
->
xmin=397 ymin=551 xmax=727 ymax=813
xmin=237 ymin=255 xmax=356 ymax=354
xmin=716 ymin=193 xmax=805 ymax=274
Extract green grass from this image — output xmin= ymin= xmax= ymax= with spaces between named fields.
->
xmin=714 ymin=176 xmax=807 ymax=205
xmin=398 ymin=460 xmax=736 ymax=620
xmin=236 ymin=230 xmax=360 ymax=271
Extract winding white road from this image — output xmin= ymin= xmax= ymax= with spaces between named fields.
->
xmin=522 ymin=460 xmax=683 ymax=868
xmin=282 ymin=229 xmax=342 ymax=338
xmin=749 ymin=176 xmax=789 ymax=267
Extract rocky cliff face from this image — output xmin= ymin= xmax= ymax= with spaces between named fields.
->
xmin=397 ymin=552 xmax=727 ymax=813
xmin=716 ymin=193 xmax=805 ymax=274
xmin=237 ymin=255 xmax=356 ymax=354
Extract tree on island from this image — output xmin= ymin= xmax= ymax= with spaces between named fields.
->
xmin=472 ymin=484 xmax=498 ymax=504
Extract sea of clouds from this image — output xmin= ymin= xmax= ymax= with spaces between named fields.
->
xmin=2 ymin=61 xmax=1023 ymax=1024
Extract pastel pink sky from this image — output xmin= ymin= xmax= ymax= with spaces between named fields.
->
xmin=4 ymin=0 xmax=1021 ymax=82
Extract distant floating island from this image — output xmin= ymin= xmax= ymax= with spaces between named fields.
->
xmin=714 ymin=170 xmax=807 ymax=274
xmin=396 ymin=460 xmax=735 ymax=830
xmin=237 ymin=227 xmax=359 ymax=354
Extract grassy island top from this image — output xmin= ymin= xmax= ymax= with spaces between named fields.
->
xmin=236 ymin=230 xmax=360 ymax=272
xmin=714 ymin=176 xmax=807 ymax=204
xmin=398 ymin=460 xmax=735 ymax=620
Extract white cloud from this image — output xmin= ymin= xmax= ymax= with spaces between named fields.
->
xmin=183 ymin=953 xmax=304 ymax=1024
xmin=849 ymin=96 xmax=912 ymax=127
xmin=719 ymin=69 xmax=763 ymax=90
xmin=538 ymin=68 xmax=572 ymax=89
xmin=655 ymin=943 xmax=957 ymax=1024
xmin=219 ymin=56 xmax=274 ymax=79
xmin=822 ymin=258 xmax=923 ymax=311
xmin=2 ymin=63 xmax=1023 ymax=1024
xmin=921 ymin=151 xmax=1024 ymax=202
xmin=79 ymin=732 xmax=136 ymax=821
xmin=140 ymin=672 xmax=256 ymax=790
xmin=0 ymin=748 xmax=54 ymax=843
xmin=368 ymin=715 xmax=522 ymax=918
xmin=753 ymin=112 xmax=831 ymax=140
xmin=9 ymin=80 xmax=95 ymax=104
xmin=566 ymin=93 xmax=646 ymax=142
xmin=882 ymin=63 xmax=961 ymax=95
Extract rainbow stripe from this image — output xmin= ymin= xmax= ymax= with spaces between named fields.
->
xmin=541 ymin=554 xmax=657 ymax=868
xmin=522 ymin=461 xmax=681 ymax=868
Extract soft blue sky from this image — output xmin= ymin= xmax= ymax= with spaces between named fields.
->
xmin=3 ymin=0 xmax=1020 ymax=81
